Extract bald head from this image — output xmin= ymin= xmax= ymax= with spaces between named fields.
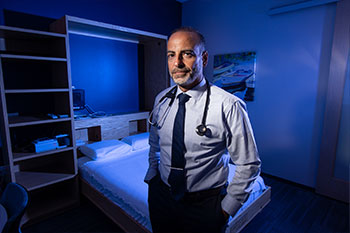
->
xmin=169 ymin=26 xmax=206 ymax=52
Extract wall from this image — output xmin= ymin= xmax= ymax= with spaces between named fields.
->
xmin=0 ymin=0 xmax=181 ymax=35
xmin=0 ymin=0 xmax=181 ymax=114
xmin=69 ymin=34 xmax=139 ymax=114
xmin=182 ymin=0 xmax=337 ymax=187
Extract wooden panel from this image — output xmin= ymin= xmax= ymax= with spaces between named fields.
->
xmin=74 ymin=112 xmax=149 ymax=140
xmin=49 ymin=16 xmax=68 ymax=34
xmin=87 ymin=125 xmax=102 ymax=142
xmin=142 ymin=39 xmax=169 ymax=111
xmin=137 ymin=119 xmax=148 ymax=133
xmin=316 ymin=0 xmax=350 ymax=203
xmin=0 ymin=57 xmax=15 ymax=182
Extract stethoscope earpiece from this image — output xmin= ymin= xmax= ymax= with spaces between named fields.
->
xmin=196 ymin=124 xmax=207 ymax=136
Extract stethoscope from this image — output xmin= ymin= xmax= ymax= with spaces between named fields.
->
xmin=148 ymin=79 xmax=210 ymax=136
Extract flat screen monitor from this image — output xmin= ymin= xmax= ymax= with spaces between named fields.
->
xmin=73 ymin=89 xmax=85 ymax=110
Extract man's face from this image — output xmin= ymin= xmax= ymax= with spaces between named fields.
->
xmin=167 ymin=31 xmax=208 ymax=90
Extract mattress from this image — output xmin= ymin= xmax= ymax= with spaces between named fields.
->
xmin=78 ymin=148 xmax=267 ymax=232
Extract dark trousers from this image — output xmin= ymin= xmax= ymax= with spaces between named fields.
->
xmin=148 ymin=174 xmax=228 ymax=233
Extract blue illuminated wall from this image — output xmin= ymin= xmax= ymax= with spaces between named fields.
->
xmin=69 ymin=34 xmax=139 ymax=114
xmin=182 ymin=0 xmax=336 ymax=187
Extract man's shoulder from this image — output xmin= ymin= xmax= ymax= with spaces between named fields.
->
xmin=210 ymin=84 xmax=245 ymax=106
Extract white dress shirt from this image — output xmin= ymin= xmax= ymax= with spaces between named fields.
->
xmin=145 ymin=78 xmax=261 ymax=216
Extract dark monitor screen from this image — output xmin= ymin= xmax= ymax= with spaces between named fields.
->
xmin=73 ymin=89 xmax=85 ymax=110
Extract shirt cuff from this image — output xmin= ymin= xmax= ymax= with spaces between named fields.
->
xmin=221 ymin=194 xmax=243 ymax=217
xmin=144 ymin=167 xmax=158 ymax=184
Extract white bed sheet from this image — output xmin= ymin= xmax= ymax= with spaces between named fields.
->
xmin=78 ymin=148 xmax=266 ymax=232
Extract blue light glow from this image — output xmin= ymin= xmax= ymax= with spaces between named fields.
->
xmin=69 ymin=34 xmax=139 ymax=115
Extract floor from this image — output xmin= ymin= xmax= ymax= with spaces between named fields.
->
xmin=22 ymin=174 xmax=349 ymax=233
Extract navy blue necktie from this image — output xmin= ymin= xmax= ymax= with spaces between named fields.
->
xmin=168 ymin=93 xmax=190 ymax=201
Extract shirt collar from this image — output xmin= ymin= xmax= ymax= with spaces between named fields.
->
xmin=176 ymin=78 xmax=207 ymax=101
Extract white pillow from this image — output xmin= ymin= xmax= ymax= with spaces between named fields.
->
xmin=79 ymin=140 xmax=132 ymax=160
xmin=121 ymin=132 xmax=149 ymax=151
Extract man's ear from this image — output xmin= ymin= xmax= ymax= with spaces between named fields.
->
xmin=202 ymin=51 xmax=208 ymax=67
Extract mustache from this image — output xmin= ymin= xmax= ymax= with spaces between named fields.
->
xmin=171 ymin=68 xmax=191 ymax=74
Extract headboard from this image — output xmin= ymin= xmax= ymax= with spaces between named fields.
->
xmin=74 ymin=112 xmax=149 ymax=142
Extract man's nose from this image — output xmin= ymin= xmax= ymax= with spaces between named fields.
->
xmin=174 ymin=55 xmax=184 ymax=67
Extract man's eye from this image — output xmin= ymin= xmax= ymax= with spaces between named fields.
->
xmin=167 ymin=54 xmax=174 ymax=59
xmin=184 ymin=52 xmax=194 ymax=57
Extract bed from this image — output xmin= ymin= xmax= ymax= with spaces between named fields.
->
xmin=76 ymin=127 xmax=271 ymax=233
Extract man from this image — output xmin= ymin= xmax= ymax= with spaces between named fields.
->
xmin=145 ymin=27 xmax=261 ymax=233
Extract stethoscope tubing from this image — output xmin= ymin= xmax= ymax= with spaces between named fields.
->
xmin=148 ymin=79 xmax=210 ymax=136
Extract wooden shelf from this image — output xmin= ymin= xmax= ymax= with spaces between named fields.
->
xmin=15 ymin=171 xmax=75 ymax=191
xmin=0 ymin=54 xmax=67 ymax=61
xmin=13 ymin=147 xmax=74 ymax=162
xmin=9 ymin=117 xmax=72 ymax=127
xmin=0 ymin=25 xmax=66 ymax=38
xmin=5 ymin=88 xmax=69 ymax=94
xmin=0 ymin=25 xmax=67 ymax=58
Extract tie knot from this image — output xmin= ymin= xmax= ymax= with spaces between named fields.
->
xmin=178 ymin=93 xmax=190 ymax=105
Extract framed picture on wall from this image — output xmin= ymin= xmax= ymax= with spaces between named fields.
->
xmin=213 ymin=51 xmax=256 ymax=101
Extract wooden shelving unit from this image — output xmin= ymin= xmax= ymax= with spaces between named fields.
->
xmin=0 ymin=24 xmax=78 ymax=225
xmin=0 ymin=13 xmax=169 ymax=226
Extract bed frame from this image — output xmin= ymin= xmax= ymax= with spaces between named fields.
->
xmin=80 ymin=178 xmax=149 ymax=233
xmin=80 ymin=177 xmax=271 ymax=233
xmin=76 ymin=120 xmax=271 ymax=233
